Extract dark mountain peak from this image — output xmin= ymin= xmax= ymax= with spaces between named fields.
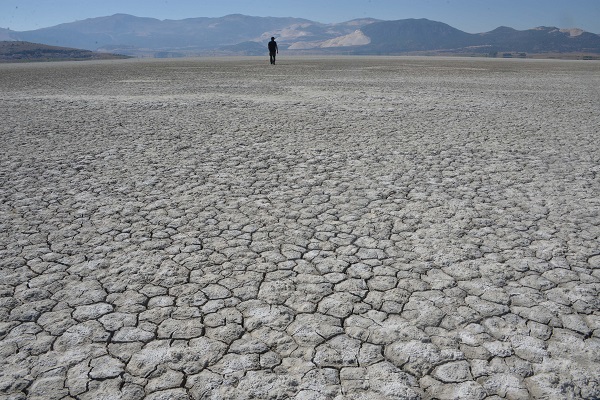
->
xmin=361 ymin=18 xmax=473 ymax=52
xmin=396 ymin=18 xmax=458 ymax=28
xmin=98 ymin=13 xmax=162 ymax=24
xmin=108 ymin=13 xmax=139 ymax=19
xmin=219 ymin=14 xmax=313 ymax=24
xmin=43 ymin=13 xmax=162 ymax=34
xmin=368 ymin=18 xmax=470 ymax=37
xmin=486 ymin=26 xmax=518 ymax=34
xmin=72 ymin=13 xmax=157 ymax=25
xmin=221 ymin=14 xmax=253 ymax=20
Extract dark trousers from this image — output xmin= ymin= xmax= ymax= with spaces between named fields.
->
xmin=270 ymin=52 xmax=276 ymax=64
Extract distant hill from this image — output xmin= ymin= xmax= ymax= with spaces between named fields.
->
xmin=356 ymin=19 xmax=600 ymax=56
xmin=361 ymin=19 xmax=475 ymax=53
xmin=5 ymin=14 xmax=325 ymax=54
xmin=476 ymin=26 xmax=600 ymax=53
xmin=2 ymin=14 xmax=599 ymax=58
xmin=0 ymin=41 xmax=130 ymax=62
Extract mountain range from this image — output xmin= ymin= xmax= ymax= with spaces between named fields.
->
xmin=2 ymin=14 xmax=600 ymax=58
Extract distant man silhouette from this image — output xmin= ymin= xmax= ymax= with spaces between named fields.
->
xmin=268 ymin=37 xmax=278 ymax=65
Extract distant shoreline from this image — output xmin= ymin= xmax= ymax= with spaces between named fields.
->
xmin=0 ymin=41 xmax=130 ymax=63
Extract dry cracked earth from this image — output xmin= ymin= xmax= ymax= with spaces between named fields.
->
xmin=1 ymin=56 xmax=599 ymax=399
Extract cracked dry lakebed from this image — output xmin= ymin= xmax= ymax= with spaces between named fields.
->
xmin=1 ymin=56 xmax=599 ymax=399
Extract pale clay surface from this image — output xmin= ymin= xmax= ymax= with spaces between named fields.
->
xmin=0 ymin=57 xmax=599 ymax=399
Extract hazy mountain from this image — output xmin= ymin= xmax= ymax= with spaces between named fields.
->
xmin=354 ymin=19 xmax=600 ymax=55
xmin=5 ymin=14 xmax=338 ymax=53
xmin=2 ymin=14 xmax=599 ymax=57
xmin=0 ymin=41 xmax=130 ymax=62
xmin=360 ymin=19 xmax=475 ymax=53
xmin=476 ymin=26 xmax=600 ymax=53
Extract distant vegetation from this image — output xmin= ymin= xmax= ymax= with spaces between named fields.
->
xmin=0 ymin=41 xmax=130 ymax=63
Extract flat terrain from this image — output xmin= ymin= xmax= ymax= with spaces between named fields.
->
xmin=1 ymin=56 xmax=599 ymax=399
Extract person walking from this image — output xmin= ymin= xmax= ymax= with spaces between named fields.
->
xmin=268 ymin=37 xmax=278 ymax=65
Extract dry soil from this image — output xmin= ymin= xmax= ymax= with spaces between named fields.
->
xmin=1 ymin=56 xmax=599 ymax=399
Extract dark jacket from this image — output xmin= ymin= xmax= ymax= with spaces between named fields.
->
xmin=268 ymin=40 xmax=278 ymax=54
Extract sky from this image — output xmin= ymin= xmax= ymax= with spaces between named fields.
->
xmin=1 ymin=0 xmax=599 ymax=34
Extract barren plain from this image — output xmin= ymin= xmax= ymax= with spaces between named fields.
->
xmin=1 ymin=56 xmax=599 ymax=399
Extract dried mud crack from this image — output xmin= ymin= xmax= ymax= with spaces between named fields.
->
xmin=1 ymin=57 xmax=599 ymax=399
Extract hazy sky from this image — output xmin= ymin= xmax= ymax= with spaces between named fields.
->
xmin=1 ymin=0 xmax=599 ymax=34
